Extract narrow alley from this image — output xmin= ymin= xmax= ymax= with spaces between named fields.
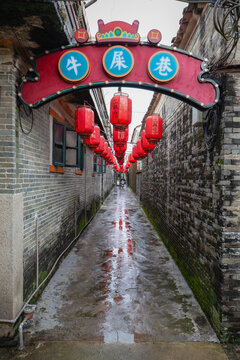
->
xmin=6 ymin=187 xmax=227 ymax=359
xmin=1 ymin=1 xmax=240 ymax=358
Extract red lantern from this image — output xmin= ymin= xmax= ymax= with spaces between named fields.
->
xmin=95 ymin=136 xmax=105 ymax=155
xmin=128 ymin=154 xmax=136 ymax=163
xmin=75 ymin=106 xmax=94 ymax=141
xmin=113 ymin=127 xmax=129 ymax=143
xmin=145 ymin=115 xmax=163 ymax=143
xmin=105 ymin=149 xmax=112 ymax=162
xmin=137 ymin=139 xmax=148 ymax=159
xmin=116 ymin=152 xmax=125 ymax=158
xmin=85 ymin=125 xmax=100 ymax=149
xmin=110 ymin=93 xmax=132 ymax=130
xmin=132 ymin=145 xmax=140 ymax=160
xmin=102 ymin=142 xmax=109 ymax=158
xmin=114 ymin=142 xmax=127 ymax=153
xmin=141 ymin=130 xmax=155 ymax=153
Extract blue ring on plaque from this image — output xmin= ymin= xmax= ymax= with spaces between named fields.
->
xmin=147 ymin=51 xmax=179 ymax=83
xmin=103 ymin=45 xmax=134 ymax=78
xmin=58 ymin=50 xmax=90 ymax=83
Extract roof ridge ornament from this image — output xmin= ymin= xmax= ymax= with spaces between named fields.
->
xmin=96 ymin=19 xmax=140 ymax=45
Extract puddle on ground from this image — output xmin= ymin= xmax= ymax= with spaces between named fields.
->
xmin=27 ymin=187 xmax=218 ymax=344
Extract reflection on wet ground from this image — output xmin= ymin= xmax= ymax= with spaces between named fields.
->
xmin=27 ymin=187 xmax=218 ymax=344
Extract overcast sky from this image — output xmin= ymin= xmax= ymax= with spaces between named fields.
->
xmin=86 ymin=0 xmax=186 ymax=154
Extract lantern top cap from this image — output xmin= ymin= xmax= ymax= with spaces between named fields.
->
xmin=150 ymin=113 xmax=162 ymax=117
xmin=77 ymin=105 xmax=93 ymax=110
xmin=113 ymin=92 xmax=130 ymax=98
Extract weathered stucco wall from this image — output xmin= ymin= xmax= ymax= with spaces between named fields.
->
xmin=140 ymin=6 xmax=240 ymax=341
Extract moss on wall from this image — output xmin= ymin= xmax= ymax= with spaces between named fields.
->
xmin=141 ymin=203 xmax=221 ymax=337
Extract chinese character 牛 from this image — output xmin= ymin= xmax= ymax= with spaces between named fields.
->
xmin=66 ymin=56 xmax=81 ymax=76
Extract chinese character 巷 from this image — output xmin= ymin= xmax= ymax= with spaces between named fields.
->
xmin=154 ymin=56 xmax=172 ymax=76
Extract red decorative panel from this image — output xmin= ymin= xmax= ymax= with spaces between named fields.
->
xmin=19 ymin=43 xmax=219 ymax=111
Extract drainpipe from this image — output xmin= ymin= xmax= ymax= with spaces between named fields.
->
xmin=19 ymin=319 xmax=28 ymax=350
xmin=19 ymin=307 xmax=35 ymax=351
xmin=75 ymin=199 xmax=77 ymax=237
xmin=35 ymin=214 xmax=39 ymax=289
xmin=101 ymin=172 xmax=104 ymax=204
xmin=84 ymin=147 xmax=87 ymax=223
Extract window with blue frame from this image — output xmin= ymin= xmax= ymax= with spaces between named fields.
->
xmin=52 ymin=119 xmax=84 ymax=170
xmin=93 ymin=155 xmax=106 ymax=174
xmin=99 ymin=157 xmax=103 ymax=173
xmin=93 ymin=153 xmax=98 ymax=173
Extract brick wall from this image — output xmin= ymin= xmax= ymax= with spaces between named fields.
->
xmin=0 ymin=45 xmax=114 ymax=304
xmin=17 ymin=105 xmax=114 ymax=298
xmin=140 ymin=6 xmax=240 ymax=341
xmin=0 ymin=45 xmax=17 ymax=195
xmin=221 ymin=73 xmax=240 ymax=340
xmin=141 ymin=99 xmax=223 ymax=336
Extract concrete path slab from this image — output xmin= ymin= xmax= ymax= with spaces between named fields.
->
xmin=1 ymin=187 xmax=229 ymax=359
xmin=2 ymin=341 xmax=228 ymax=360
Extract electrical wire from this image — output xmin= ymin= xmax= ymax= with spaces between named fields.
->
xmin=18 ymin=103 xmax=34 ymax=135
xmin=211 ymin=0 xmax=240 ymax=70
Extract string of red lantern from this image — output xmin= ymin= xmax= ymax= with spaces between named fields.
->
xmin=74 ymin=103 xmax=162 ymax=175
xmin=124 ymin=114 xmax=163 ymax=174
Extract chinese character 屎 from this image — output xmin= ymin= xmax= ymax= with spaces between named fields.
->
xmin=66 ymin=56 xmax=81 ymax=76
xmin=110 ymin=51 xmax=128 ymax=71
xmin=154 ymin=56 xmax=172 ymax=76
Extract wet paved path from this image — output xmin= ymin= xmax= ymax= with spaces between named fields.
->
xmin=6 ymin=187 xmax=228 ymax=359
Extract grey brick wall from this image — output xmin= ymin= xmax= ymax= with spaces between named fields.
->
xmin=17 ymin=105 xmax=114 ymax=298
xmin=0 ymin=46 xmax=17 ymax=195
xmin=0 ymin=45 xmax=114 ymax=302
xmin=140 ymin=6 xmax=240 ymax=341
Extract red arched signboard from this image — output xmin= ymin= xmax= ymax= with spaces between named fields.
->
xmin=18 ymin=20 xmax=219 ymax=110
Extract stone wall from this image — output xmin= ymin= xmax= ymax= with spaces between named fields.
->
xmin=140 ymin=6 xmax=240 ymax=341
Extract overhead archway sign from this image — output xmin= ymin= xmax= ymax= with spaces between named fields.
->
xmin=18 ymin=20 xmax=219 ymax=110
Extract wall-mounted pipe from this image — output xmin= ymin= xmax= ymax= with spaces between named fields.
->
xmin=19 ymin=319 xmax=30 ymax=350
xmin=84 ymin=149 xmax=87 ymax=223
xmin=35 ymin=214 xmax=39 ymax=289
